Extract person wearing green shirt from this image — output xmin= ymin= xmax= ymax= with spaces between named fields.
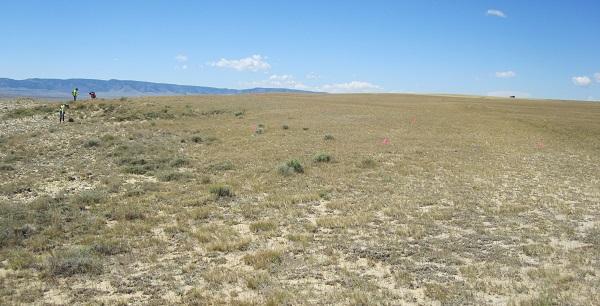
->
xmin=72 ymin=88 xmax=79 ymax=101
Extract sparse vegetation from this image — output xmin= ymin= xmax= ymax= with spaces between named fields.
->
xmin=47 ymin=247 xmax=103 ymax=276
xmin=1 ymin=94 xmax=599 ymax=304
xmin=278 ymin=159 xmax=304 ymax=175
xmin=83 ymin=139 xmax=101 ymax=148
xmin=209 ymin=184 xmax=233 ymax=198
xmin=313 ymin=153 xmax=332 ymax=163
xmin=359 ymin=157 xmax=377 ymax=168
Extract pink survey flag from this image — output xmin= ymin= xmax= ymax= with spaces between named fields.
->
xmin=382 ymin=137 xmax=390 ymax=145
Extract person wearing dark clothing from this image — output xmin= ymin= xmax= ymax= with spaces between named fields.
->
xmin=89 ymin=91 xmax=97 ymax=99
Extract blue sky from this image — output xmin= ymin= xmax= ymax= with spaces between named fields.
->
xmin=1 ymin=0 xmax=599 ymax=100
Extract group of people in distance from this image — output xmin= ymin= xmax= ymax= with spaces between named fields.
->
xmin=70 ymin=88 xmax=97 ymax=101
xmin=59 ymin=88 xmax=98 ymax=123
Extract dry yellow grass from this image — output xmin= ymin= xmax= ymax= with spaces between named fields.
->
xmin=1 ymin=94 xmax=599 ymax=305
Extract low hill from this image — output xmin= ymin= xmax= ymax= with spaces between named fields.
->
xmin=0 ymin=78 xmax=316 ymax=99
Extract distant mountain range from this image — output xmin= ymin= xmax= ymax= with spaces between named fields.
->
xmin=0 ymin=78 xmax=316 ymax=99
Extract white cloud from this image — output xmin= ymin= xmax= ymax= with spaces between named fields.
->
xmin=495 ymin=71 xmax=516 ymax=78
xmin=486 ymin=9 xmax=506 ymax=18
xmin=175 ymin=54 xmax=188 ymax=63
xmin=306 ymin=72 xmax=321 ymax=80
xmin=246 ymin=74 xmax=308 ymax=90
xmin=320 ymin=81 xmax=382 ymax=93
xmin=572 ymin=76 xmax=592 ymax=87
xmin=594 ymin=72 xmax=600 ymax=83
xmin=211 ymin=54 xmax=271 ymax=72
xmin=269 ymin=74 xmax=293 ymax=81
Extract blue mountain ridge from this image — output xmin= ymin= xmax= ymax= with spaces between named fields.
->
xmin=0 ymin=78 xmax=317 ymax=98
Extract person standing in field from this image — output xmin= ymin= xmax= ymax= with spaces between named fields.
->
xmin=59 ymin=104 xmax=66 ymax=123
xmin=72 ymin=88 xmax=79 ymax=101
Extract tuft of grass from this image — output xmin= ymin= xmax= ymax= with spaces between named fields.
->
xmin=313 ymin=153 xmax=332 ymax=163
xmin=169 ymin=157 xmax=189 ymax=168
xmin=282 ymin=124 xmax=289 ymax=130
xmin=255 ymin=127 xmax=265 ymax=134
xmin=68 ymin=118 xmax=74 ymax=122
xmin=47 ymin=247 xmax=103 ymax=276
xmin=75 ymin=189 xmax=107 ymax=205
xmin=0 ymin=164 xmax=15 ymax=171
xmin=324 ymin=134 xmax=335 ymax=140
xmin=234 ymin=111 xmax=245 ymax=117
xmin=278 ymin=159 xmax=304 ymax=175
xmin=92 ymin=239 xmax=129 ymax=256
xmin=209 ymin=185 xmax=233 ymax=198
xmin=359 ymin=157 xmax=377 ymax=168
xmin=83 ymin=139 xmax=101 ymax=148
xmin=191 ymin=135 xmax=203 ymax=143
xmin=250 ymin=220 xmax=277 ymax=233
xmin=208 ymin=161 xmax=234 ymax=172
xmin=157 ymin=171 xmax=189 ymax=182
xmin=243 ymin=249 xmax=283 ymax=270
xmin=119 ymin=97 xmax=127 ymax=102
xmin=6 ymin=248 xmax=38 ymax=270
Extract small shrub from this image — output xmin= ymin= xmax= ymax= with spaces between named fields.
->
xmin=278 ymin=159 xmax=304 ymax=175
xmin=313 ymin=153 xmax=332 ymax=163
xmin=255 ymin=127 xmax=265 ymax=134
xmin=119 ymin=97 xmax=127 ymax=102
xmin=243 ymin=249 xmax=283 ymax=270
xmin=209 ymin=185 xmax=233 ymax=198
xmin=250 ymin=221 xmax=277 ymax=233
xmin=191 ymin=135 xmax=203 ymax=143
xmin=258 ymin=124 xmax=265 ymax=128
xmin=208 ymin=161 xmax=234 ymax=171
xmin=92 ymin=239 xmax=129 ymax=255
xmin=47 ymin=247 xmax=103 ymax=276
xmin=83 ymin=139 xmax=101 ymax=148
xmin=68 ymin=118 xmax=74 ymax=122
xmin=234 ymin=111 xmax=244 ymax=117
xmin=75 ymin=190 xmax=106 ymax=205
xmin=282 ymin=124 xmax=289 ymax=130
xmin=0 ymin=164 xmax=15 ymax=171
xmin=169 ymin=157 xmax=189 ymax=168
xmin=157 ymin=171 xmax=188 ymax=182
xmin=7 ymin=248 xmax=38 ymax=270
xmin=303 ymin=127 xmax=309 ymax=131
xmin=324 ymin=134 xmax=335 ymax=140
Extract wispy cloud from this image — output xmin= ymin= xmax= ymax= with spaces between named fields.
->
xmin=572 ymin=76 xmax=592 ymax=87
xmin=246 ymin=74 xmax=308 ymax=90
xmin=175 ymin=54 xmax=188 ymax=63
xmin=495 ymin=71 xmax=516 ymax=78
xmin=306 ymin=72 xmax=321 ymax=80
xmin=211 ymin=54 xmax=271 ymax=72
xmin=594 ymin=72 xmax=600 ymax=83
xmin=246 ymin=75 xmax=381 ymax=93
xmin=486 ymin=9 xmax=506 ymax=18
xmin=319 ymin=81 xmax=382 ymax=93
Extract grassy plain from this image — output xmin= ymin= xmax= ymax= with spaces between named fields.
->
xmin=1 ymin=94 xmax=599 ymax=305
